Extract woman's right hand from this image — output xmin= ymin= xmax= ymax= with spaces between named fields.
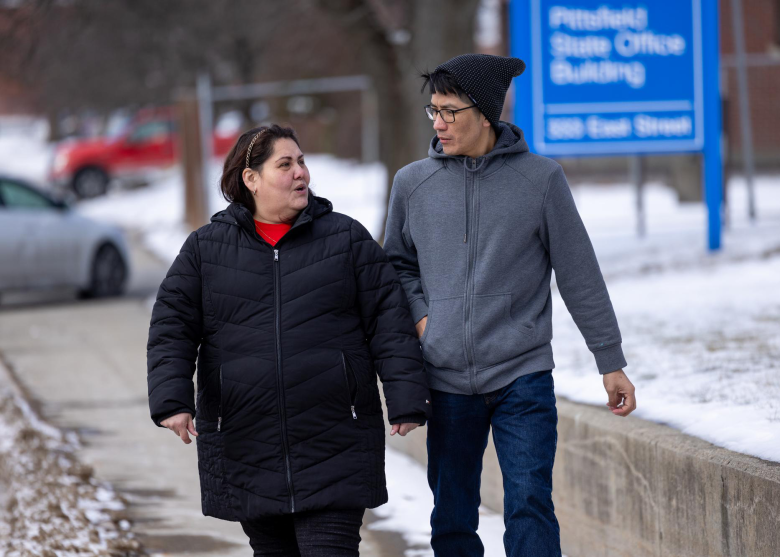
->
xmin=161 ymin=412 xmax=199 ymax=444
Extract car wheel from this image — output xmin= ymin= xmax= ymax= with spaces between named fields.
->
xmin=72 ymin=167 xmax=109 ymax=199
xmin=79 ymin=243 xmax=127 ymax=299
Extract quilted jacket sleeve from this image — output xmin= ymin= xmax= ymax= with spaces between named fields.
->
xmin=147 ymin=231 xmax=203 ymax=426
xmin=350 ymin=219 xmax=432 ymax=425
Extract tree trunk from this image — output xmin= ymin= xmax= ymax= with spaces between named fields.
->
xmin=407 ymin=0 xmax=481 ymax=159
xmin=45 ymin=109 xmax=63 ymax=142
xmin=316 ymin=0 xmax=480 ymax=242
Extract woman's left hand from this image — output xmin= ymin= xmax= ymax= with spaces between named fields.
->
xmin=390 ymin=423 xmax=419 ymax=436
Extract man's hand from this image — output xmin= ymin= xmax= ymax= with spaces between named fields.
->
xmin=390 ymin=423 xmax=420 ymax=436
xmin=161 ymin=412 xmax=198 ymax=444
xmin=415 ymin=316 xmax=428 ymax=339
xmin=603 ymin=369 xmax=636 ymax=417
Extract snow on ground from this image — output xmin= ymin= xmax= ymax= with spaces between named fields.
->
xmin=551 ymin=256 xmax=780 ymax=459
xmin=552 ymin=177 xmax=780 ymax=463
xmin=0 ymin=117 xmax=53 ymax=185
xmin=575 ymin=175 xmax=780 ymax=278
xmin=0 ymin=390 xmax=142 ymax=556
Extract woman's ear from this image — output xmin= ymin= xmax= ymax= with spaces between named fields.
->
xmin=242 ymin=168 xmax=260 ymax=197
xmin=242 ymin=168 xmax=255 ymax=189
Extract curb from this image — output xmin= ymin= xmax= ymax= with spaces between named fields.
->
xmin=0 ymin=352 xmax=34 ymax=405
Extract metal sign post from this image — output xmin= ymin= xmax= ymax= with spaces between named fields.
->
xmin=196 ymin=72 xmax=214 ymax=219
xmin=511 ymin=0 xmax=723 ymax=250
xmin=702 ymin=0 xmax=722 ymax=250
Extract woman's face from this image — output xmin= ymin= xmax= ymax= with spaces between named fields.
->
xmin=243 ymin=138 xmax=310 ymax=223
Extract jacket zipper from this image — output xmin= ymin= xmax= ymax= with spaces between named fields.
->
xmin=274 ymin=249 xmax=296 ymax=512
xmin=464 ymin=158 xmax=479 ymax=393
xmin=341 ymin=352 xmax=358 ymax=420
xmin=217 ymin=365 xmax=223 ymax=431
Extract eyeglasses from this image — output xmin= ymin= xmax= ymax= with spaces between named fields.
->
xmin=424 ymin=104 xmax=477 ymax=123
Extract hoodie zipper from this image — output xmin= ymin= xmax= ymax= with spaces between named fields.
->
xmin=274 ymin=249 xmax=296 ymax=512
xmin=217 ymin=365 xmax=223 ymax=431
xmin=464 ymin=158 xmax=479 ymax=393
xmin=341 ymin=352 xmax=358 ymax=420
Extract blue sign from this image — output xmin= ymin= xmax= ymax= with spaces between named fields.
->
xmin=514 ymin=0 xmax=704 ymax=155
xmin=511 ymin=0 xmax=723 ymax=249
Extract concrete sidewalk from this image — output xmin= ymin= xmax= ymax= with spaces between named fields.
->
xmin=0 ymin=296 xmax=400 ymax=556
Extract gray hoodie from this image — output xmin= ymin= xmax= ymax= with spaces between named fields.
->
xmin=383 ymin=122 xmax=626 ymax=395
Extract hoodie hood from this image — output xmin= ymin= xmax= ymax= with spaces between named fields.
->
xmin=428 ymin=121 xmax=529 ymax=162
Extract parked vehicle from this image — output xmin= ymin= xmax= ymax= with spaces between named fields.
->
xmin=49 ymin=107 xmax=239 ymax=199
xmin=0 ymin=176 xmax=130 ymax=299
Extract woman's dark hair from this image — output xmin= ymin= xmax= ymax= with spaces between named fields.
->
xmin=219 ymin=124 xmax=300 ymax=213
xmin=420 ymin=69 xmax=469 ymax=101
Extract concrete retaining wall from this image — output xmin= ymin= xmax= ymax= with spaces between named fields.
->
xmin=387 ymin=397 xmax=780 ymax=557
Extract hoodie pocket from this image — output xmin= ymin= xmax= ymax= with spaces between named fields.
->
xmin=472 ymin=293 xmax=534 ymax=370
xmin=420 ymin=296 xmax=468 ymax=371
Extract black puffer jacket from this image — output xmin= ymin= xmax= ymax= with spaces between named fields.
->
xmin=147 ymin=196 xmax=431 ymax=521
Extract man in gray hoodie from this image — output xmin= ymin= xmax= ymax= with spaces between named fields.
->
xmin=383 ymin=54 xmax=637 ymax=557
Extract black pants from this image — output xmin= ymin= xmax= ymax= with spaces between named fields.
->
xmin=240 ymin=508 xmax=364 ymax=556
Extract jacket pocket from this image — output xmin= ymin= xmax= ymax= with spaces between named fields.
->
xmin=472 ymin=293 xmax=534 ymax=370
xmin=341 ymin=352 xmax=358 ymax=420
xmin=420 ymin=296 xmax=468 ymax=371
xmin=217 ymin=365 xmax=224 ymax=431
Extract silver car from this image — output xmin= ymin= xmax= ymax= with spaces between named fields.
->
xmin=0 ymin=176 xmax=130 ymax=299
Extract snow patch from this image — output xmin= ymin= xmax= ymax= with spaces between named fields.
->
xmin=0 ymin=117 xmax=53 ymax=186
xmin=0 ymin=391 xmax=142 ymax=556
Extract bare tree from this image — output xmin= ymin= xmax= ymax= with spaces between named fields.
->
xmin=2 ymin=1 xmax=365 ymax=129
xmin=2 ymin=0 xmax=481 ymax=230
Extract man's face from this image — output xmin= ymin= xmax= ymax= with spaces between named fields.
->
xmin=429 ymin=92 xmax=486 ymax=156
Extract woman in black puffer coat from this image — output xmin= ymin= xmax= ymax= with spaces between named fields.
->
xmin=147 ymin=125 xmax=431 ymax=556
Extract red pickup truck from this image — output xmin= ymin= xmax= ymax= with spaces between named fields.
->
xmin=49 ymin=107 xmax=239 ymax=198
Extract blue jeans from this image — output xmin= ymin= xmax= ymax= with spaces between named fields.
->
xmin=427 ymin=370 xmax=561 ymax=557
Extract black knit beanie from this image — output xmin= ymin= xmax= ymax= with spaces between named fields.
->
xmin=435 ymin=54 xmax=526 ymax=128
